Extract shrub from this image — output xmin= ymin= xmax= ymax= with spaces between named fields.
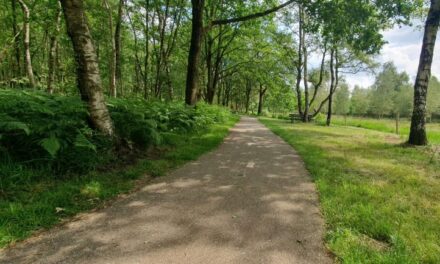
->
xmin=0 ymin=89 xmax=234 ymax=177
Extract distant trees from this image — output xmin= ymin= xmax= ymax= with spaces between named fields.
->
xmin=335 ymin=62 xmax=440 ymax=123
xmin=370 ymin=62 xmax=411 ymax=118
xmin=334 ymin=83 xmax=350 ymax=117
xmin=350 ymin=86 xmax=370 ymax=116
xmin=427 ymin=76 xmax=440 ymax=120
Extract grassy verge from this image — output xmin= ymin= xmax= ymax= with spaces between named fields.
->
xmin=0 ymin=116 xmax=238 ymax=248
xmin=326 ymin=115 xmax=440 ymax=144
xmin=260 ymin=117 xmax=440 ymax=264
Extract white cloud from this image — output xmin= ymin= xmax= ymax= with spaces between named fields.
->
xmin=344 ymin=23 xmax=440 ymax=89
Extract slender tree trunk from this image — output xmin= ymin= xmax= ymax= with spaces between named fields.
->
xmin=209 ymin=27 xmax=226 ymax=104
xmin=258 ymin=84 xmax=267 ymax=116
xmin=163 ymin=0 xmax=183 ymax=100
xmin=143 ymin=0 xmax=150 ymax=99
xmin=114 ymin=0 xmax=124 ymax=96
xmin=60 ymin=0 xmax=114 ymax=136
xmin=326 ymin=48 xmax=339 ymax=126
xmin=165 ymin=65 xmax=173 ymax=100
xmin=18 ymin=0 xmax=36 ymax=88
xmin=302 ymin=17 xmax=309 ymax=122
xmin=245 ymin=80 xmax=252 ymax=114
xmin=11 ymin=0 xmax=21 ymax=76
xmin=185 ymin=0 xmax=205 ymax=105
xmin=47 ymin=1 xmax=62 ymax=94
xmin=409 ymin=0 xmax=440 ymax=146
xmin=205 ymin=32 xmax=214 ymax=103
xmin=127 ymin=9 xmax=142 ymax=93
xmin=104 ymin=0 xmax=117 ymax=97
xmin=326 ymin=49 xmax=335 ymax=126
xmin=295 ymin=4 xmax=303 ymax=117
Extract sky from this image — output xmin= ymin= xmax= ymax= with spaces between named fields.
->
xmin=344 ymin=22 xmax=440 ymax=88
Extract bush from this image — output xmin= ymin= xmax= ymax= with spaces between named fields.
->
xmin=0 ymin=89 xmax=235 ymax=177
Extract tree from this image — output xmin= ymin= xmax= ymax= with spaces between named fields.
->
xmin=334 ymin=82 xmax=350 ymax=116
xmin=258 ymin=83 xmax=268 ymax=115
xmin=370 ymin=62 xmax=411 ymax=118
xmin=47 ymin=1 xmax=62 ymax=94
xmin=17 ymin=0 xmax=36 ymax=88
xmin=350 ymin=85 xmax=370 ymax=116
xmin=409 ymin=0 xmax=440 ymax=146
xmin=185 ymin=0 xmax=296 ymax=105
xmin=103 ymin=0 xmax=117 ymax=97
xmin=60 ymin=0 xmax=114 ymax=136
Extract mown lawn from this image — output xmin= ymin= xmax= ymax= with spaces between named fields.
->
xmin=260 ymin=118 xmax=440 ymax=264
xmin=327 ymin=115 xmax=440 ymax=144
xmin=0 ymin=117 xmax=238 ymax=248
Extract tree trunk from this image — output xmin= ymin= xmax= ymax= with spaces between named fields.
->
xmin=47 ymin=1 xmax=62 ymax=94
xmin=326 ymin=49 xmax=335 ymax=126
xmin=302 ymin=16 xmax=309 ymax=123
xmin=18 ymin=0 xmax=36 ymax=88
xmin=60 ymin=0 xmax=114 ymax=136
xmin=11 ymin=0 xmax=21 ymax=76
xmin=205 ymin=33 xmax=214 ymax=104
xmin=143 ymin=0 xmax=150 ymax=99
xmin=127 ymin=8 xmax=142 ymax=93
xmin=258 ymin=84 xmax=267 ymax=116
xmin=104 ymin=0 xmax=117 ymax=97
xmin=409 ymin=0 xmax=440 ymax=146
xmin=245 ymin=80 xmax=252 ymax=114
xmin=295 ymin=4 xmax=304 ymax=117
xmin=114 ymin=0 xmax=124 ymax=96
xmin=185 ymin=0 xmax=205 ymax=105
xmin=153 ymin=0 xmax=170 ymax=98
xmin=326 ymin=48 xmax=339 ymax=126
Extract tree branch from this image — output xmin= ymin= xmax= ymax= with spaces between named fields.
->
xmin=211 ymin=0 xmax=296 ymax=26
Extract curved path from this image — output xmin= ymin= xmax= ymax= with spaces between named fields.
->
xmin=0 ymin=117 xmax=331 ymax=264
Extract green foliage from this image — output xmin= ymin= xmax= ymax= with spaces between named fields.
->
xmin=0 ymin=90 xmax=234 ymax=174
xmin=334 ymin=82 xmax=351 ymax=115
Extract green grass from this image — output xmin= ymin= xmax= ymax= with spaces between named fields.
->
xmin=0 ymin=116 xmax=238 ymax=248
xmin=327 ymin=115 xmax=440 ymax=144
xmin=260 ymin=118 xmax=440 ymax=264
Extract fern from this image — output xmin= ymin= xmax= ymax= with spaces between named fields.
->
xmin=39 ymin=136 xmax=61 ymax=158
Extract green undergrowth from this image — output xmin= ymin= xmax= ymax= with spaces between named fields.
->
xmin=0 ymin=89 xmax=238 ymax=248
xmin=260 ymin=118 xmax=440 ymax=264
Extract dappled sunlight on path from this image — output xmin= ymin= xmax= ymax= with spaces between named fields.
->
xmin=0 ymin=117 xmax=331 ymax=264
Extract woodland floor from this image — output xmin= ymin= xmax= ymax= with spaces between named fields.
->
xmin=0 ymin=117 xmax=331 ymax=264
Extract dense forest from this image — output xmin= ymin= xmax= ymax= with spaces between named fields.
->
xmin=0 ymin=0 xmax=434 ymax=124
